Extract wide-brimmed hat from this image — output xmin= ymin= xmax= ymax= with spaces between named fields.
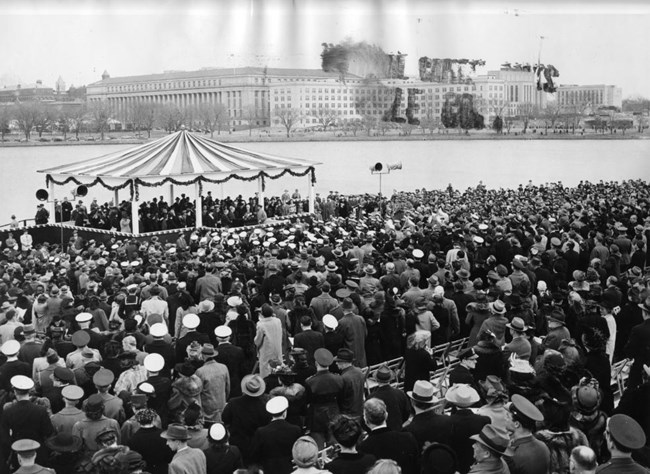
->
xmin=445 ymin=384 xmax=480 ymax=407
xmin=456 ymin=269 xmax=470 ymax=280
xmin=45 ymin=433 xmax=83 ymax=453
xmin=470 ymin=424 xmax=513 ymax=457
xmin=490 ymin=300 xmax=506 ymax=315
xmin=547 ymin=310 xmax=566 ymax=326
xmin=506 ymin=317 xmax=529 ymax=333
xmin=241 ymin=374 xmax=266 ymax=397
xmin=326 ymin=262 xmax=338 ymax=272
xmin=160 ymin=423 xmax=192 ymax=441
xmin=363 ymin=265 xmax=376 ymax=275
xmin=407 ymin=380 xmax=439 ymax=404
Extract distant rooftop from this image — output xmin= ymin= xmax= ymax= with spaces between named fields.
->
xmin=89 ymin=67 xmax=360 ymax=86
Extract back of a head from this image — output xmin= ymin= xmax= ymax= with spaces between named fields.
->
xmin=368 ymin=459 xmax=402 ymax=474
xmin=292 ymin=436 xmax=319 ymax=468
xmin=331 ymin=416 xmax=363 ymax=448
xmin=570 ymin=446 xmax=597 ymax=473
xmin=364 ymin=398 xmax=388 ymax=426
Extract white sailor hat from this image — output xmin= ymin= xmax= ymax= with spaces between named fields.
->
xmin=143 ymin=354 xmax=165 ymax=373
xmin=214 ymin=325 xmax=233 ymax=338
xmin=75 ymin=312 xmax=93 ymax=323
xmin=11 ymin=375 xmax=34 ymax=391
xmin=131 ymin=260 xmax=140 ymax=267
xmin=266 ymin=396 xmax=289 ymax=415
xmin=473 ymin=236 xmax=485 ymax=244
xmin=183 ymin=314 xmax=200 ymax=330
xmin=1 ymin=340 xmax=21 ymax=356
xmin=127 ymin=284 xmax=138 ymax=291
xmin=209 ymin=423 xmax=227 ymax=442
xmin=322 ymin=314 xmax=339 ymax=330
xmin=227 ymin=296 xmax=242 ymax=307
xmin=137 ymin=382 xmax=155 ymax=394
xmin=149 ymin=323 xmax=168 ymax=337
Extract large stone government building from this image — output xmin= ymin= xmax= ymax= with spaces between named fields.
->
xmin=85 ymin=66 xmax=622 ymax=128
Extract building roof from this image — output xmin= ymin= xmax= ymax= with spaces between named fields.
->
xmin=89 ymin=67 xmax=359 ymax=86
xmin=38 ymin=129 xmax=320 ymax=182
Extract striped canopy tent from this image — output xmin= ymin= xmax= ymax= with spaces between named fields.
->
xmin=38 ymin=129 xmax=321 ymax=234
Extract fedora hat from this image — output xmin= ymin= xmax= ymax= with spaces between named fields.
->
xmin=445 ymin=384 xmax=480 ymax=407
xmin=334 ymin=348 xmax=354 ymax=363
xmin=470 ymin=424 xmax=513 ymax=457
xmin=373 ymin=365 xmax=395 ymax=383
xmin=241 ymin=374 xmax=266 ymax=397
xmin=506 ymin=317 xmax=529 ymax=332
xmin=407 ymin=380 xmax=439 ymax=404
xmin=160 ymin=423 xmax=192 ymax=441
xmin=456 ymin=268 xmax=470 ymax=279
xmin=363 ymin=265 xmax=376 ymax=275
xmin=490 ymin=300 xmax=506 ymax=315
xmin=326 ymin=262 xmax=338 ymax=272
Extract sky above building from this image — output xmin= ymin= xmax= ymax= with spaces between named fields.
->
xmin=2 ymin=0 xmax=649 ymax=98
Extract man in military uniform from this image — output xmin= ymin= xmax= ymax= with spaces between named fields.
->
xmin=0 ymin=376 xmax=54 ymax=473
xmin=51 ymin=385 xmax=85 ymax=436
xmin=505 ymin=394 xmax=550 ymax=474
xmin=11 ymin=439 xmax=54 ymax=474
xmin=596 ymin=414 xmax=647 ymax=473
xmin=65 ymin=330 xmax=101 ymax=370
xmin=88 ymin=369 xmax=124 ymax=424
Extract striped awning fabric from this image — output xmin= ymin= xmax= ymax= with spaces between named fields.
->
xmin=38 ymin=129 xmax=320 ymax=179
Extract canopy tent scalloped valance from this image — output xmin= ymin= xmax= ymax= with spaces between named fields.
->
xmin=38 ymin=129 xmax=321 ymax=234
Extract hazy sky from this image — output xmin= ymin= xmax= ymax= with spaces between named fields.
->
xmin=2 ymin=0 xmax=650 ymax=98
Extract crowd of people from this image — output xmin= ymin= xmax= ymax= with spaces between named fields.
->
xmin=3 ymin=178 xmax=650 ymax=474
xmin=46 ymin=188 xmax=319 ymax=233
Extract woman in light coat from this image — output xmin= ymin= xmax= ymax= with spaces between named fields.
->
xmin=254 ymin=303 xmax=283 ymax=377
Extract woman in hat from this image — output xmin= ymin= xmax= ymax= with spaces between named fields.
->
xmin=229 ymin=306 xmax=257 ymax=374
xmin=535 ymin=397 xmax=589 ymax=474
xmin=290 ymin=436 xmax=330 ymax=474
xmin=466 ymin=293 xmax=492 ymax=347
xmin=581 ymin=327 xmax=614 ymax=415
xmin=403 ymin=331 xmax=437 ymax=393
xmin=568 ymin=378 xmax=607 ymax=462
xmin=168 ymin=363 xmax=203 ymax=423
xmin=476 ymin=376 xmax=510 ymax=433
xmin=269 ymin=365 xmax=307 ymax=428
xmin=45 ymin=432 xmax=84 ymax=473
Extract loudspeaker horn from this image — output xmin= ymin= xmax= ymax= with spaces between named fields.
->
xmin=36 ymin=189 xmax=49 ymax=201
xmin=371 ymin=162 xmax=383 ymax=172
xmin=72 ymin=185 xmax=88 ymax=198
xmin=388 ymin=161 xmax=402 ymax=171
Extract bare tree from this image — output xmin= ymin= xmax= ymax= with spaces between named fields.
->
xmin=242 ymin=105 xmax=258 ymax=136
xmin=0 ymin=104 xmax=11 ymax=141
xmin=34 ymin=105 xmax=56 ymax=138
xmin=88 ymin=101 xmax=111 ymax=140
xmin=129 ymin=102 xmax=157 ymax=138
xmin=274 ymin=106 xmax=302 ymax=138
xmin=156 ymin=103 xmax=185 ymax=133
xmin=310 ymin=106 xmax=338 ymax=132
xmin=14 ymin=102 xmax=42 ymax=141
xmin=197 ymin=102 xmax=228 ymax=137
xmin=542 ymin=103 xmax=562 ymax=134
xmin=68 ymin=104 xmax=88 ymax=139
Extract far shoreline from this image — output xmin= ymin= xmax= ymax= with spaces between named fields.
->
xmin=0 ymin=130 xmax=645 ymax=147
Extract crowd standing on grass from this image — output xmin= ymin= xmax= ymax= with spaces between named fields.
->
xmin=4 ymin=178 xmax=650 ymax=474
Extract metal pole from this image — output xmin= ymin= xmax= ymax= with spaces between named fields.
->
xmin=195 ymin=181 xmax=203 ymax=228
xmin=131 ymin=182 xmax=139 ymax=235
xmin=308 ymin=174 xmax=314 ymax=215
